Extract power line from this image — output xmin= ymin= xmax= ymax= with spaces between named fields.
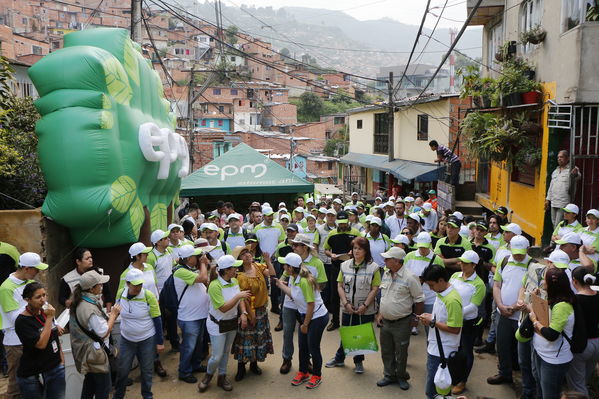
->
xmin=392 ymin=0 xmax=432 ymax=98
xmin=413 ymin=0 xmax=449 ymax=66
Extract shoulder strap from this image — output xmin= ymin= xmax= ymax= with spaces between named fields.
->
xmin=501 ymin=255 xmax=510 ymax=269
xmin=73 ymin=312 xmax=112 ymax=357
xmin=173 ymin=265 xmax=191 ymax=306
xmin=221 ymin=240 xmax=228 ymax=253
xmin=434 ymin=324 xmax=447 ymax=366
xmin=428 ymin=254 xmax=437 ymax=268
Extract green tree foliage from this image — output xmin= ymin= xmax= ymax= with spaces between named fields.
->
xmin=295 ymin=92 xmax=324 ymax=122
xmin=323 ymin=125 xmax=348 ymax=157
xmin=225 ymin=25 xmax=239 ymax=45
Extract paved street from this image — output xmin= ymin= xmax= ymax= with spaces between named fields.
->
xmin=119 ymin=313 xmax=516 ymax=399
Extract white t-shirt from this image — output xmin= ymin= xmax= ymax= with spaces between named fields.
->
xmin=494 ymin=255 xmax=530 ymax=321
xmin=427 ymin=285 xmax=463 ymax=357
xmin=117 ymin=288 xmax=159 ymax=342
xmin=255 ymin=222 xmax=285 ymax=255
xmin=173 ymin=266 xmax=209 ymax=321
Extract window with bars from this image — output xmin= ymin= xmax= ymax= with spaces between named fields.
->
xmin=373 ymin=113 xmax=389 ymax=154
xmin=417 ymin=114 xmax=429 ymax=141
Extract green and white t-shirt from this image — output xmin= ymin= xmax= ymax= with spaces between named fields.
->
xmin=116 ymin=287 xmax=160 ymax=342
xmin=174 ymin=266 xmax=209 ymax=321
xmin=282 ymin=256 xmax=326 ymax=311
xmin=290 ymin=275 xmax=328 ymax=318
xmin=533 ymin=301 xmax=574 ymax=364
xmin=366 ymin=233 xmax=391 ymax=268
xmin=0 ymin=274 xmax=33 ymax=345
xmin=207 ymin=276 xmax=240 ymax=336
xmin=254 ymin=222 xmax=285 ymax=256
xmin=553 ymin=220 xmax=583 ymax=239
xmin=118 ymin=264 xmax=159 ymax=298
xmin=494 ymin=255 xmax=531 ymax=320
xmin=404 ymin=250 xmax=444 ymax=305
xmin=147 ymin=247 xmax=175 ymax=293
xmin=449 ymin=272 xmax=486 ymax=320
xmin=581 ymin=226 xmax=599 ymax=263
xmin=427 ymin=285 xmax=463 ymax=357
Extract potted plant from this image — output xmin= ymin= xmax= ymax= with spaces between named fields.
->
xmin=520 ymin=25 xmax=547 ymax=45
xmin=521 ymin=79 xmax=542 ymax=104
xmin=514 ymin=113 xmax=541 ymax=135
xmin=514 ymin=140 xmax=542 ymax=169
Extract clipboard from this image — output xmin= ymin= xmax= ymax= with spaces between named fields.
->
xmin=531 ymin=293 xmax=549 ymax=326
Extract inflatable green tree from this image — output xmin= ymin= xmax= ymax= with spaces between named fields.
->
xmin=29 ymin=28 xmax=188 ymax=247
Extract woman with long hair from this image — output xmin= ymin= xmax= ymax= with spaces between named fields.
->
xmin=431 ymin=217 xmax=448 ymax=249
xmin=69 ymin=271 xmax=120 ymax=399
xmin=276 ymin=253 xmax=329 ymax=389
xmin=528 ymin=268 xmax=576 ymax=399
xmin=231 ymin=246 xmax=276 ymax=381
xmin=58 ymin=248 xmax=113 ymax=311
xmin=325 ymin=237 xmax=380 ymax=374
xmin=15 ymin=282 xmax=64 ymax=399
xmin=199 ymin=255 xmax=251 ymax=392
xmin=565 ymin=267 xmax=599 ymax=397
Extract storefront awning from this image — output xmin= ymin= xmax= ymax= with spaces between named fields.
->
xmin=339 ymin=152 xmax=444 ymax=182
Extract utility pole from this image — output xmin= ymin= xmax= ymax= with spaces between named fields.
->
xmin=387 ymin=71 xmax=394 ymax=162
xmin=187 ymin=66 xmax=196 ymax=171
xmin=289 ymin=127 xmax=295 ymax=171
xmin=130 ymin=0 xmax=142 ymax=42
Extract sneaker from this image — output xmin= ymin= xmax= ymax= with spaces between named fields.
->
xmin=291 ymin=372 xmax=310 ymax=386
xmin=486 ymin=374 xmax=513 ymax=385
xmin=306 ymin=375 xmax=322 ymax=389
xmin=325 ymin=358 xmax=344 ymax=368
xmin=411 ymin=326 xmax=419 ymax=335
xmin=353 ymin=362 xmax=364 ymax=374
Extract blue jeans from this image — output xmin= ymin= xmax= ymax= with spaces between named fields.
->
xmin=17 ymin=363 xmax=65 ymax=399
xmin=532 ymin=349 xmax=571 ymax=399
xmin=113 ymin=336 xmax=155 ymax=399
xmin=460 ymin=319 xmax=476 ymax=382
xmin=518 ymin=340 xmax=535 ymax=398
xmin=207 ymin=330 xmax=237 ymax=375
xmin=81 ymin=372 xmax=111 ymax=399
xmin=177 ymin=318 xmax=206 ymax=378
xmin=334 ymin=313 xmax=375 ymax=364
xmin=299 ymin=313 xmax=329 ymax=377
xmin=425 ymin=354 xmax=442 ymax=399
xmin=282 ymin=306 xmax=298 ymax=360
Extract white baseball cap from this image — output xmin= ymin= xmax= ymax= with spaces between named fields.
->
xmin=226 ymin=213 xmax=241 ymax=222
xmin=451 ymin=211 xmax=464 ymax=221
xmin=501 ymin=223 xmax=523 ymax=235
xmin=544 ymin=249 xmax=570 ymax=269
xmin=562 ymin=203 xmax=580 ymax=214
xmin=306 ymin=214 xmax=316 ymax=221
xmin=278 ymin=252 xmax=303 ymax=268
xmin=385 ymin=201 xmax=394 ymax=207
xmin=203 ymin=223 xmax=219 ymax=231
xmin=351 ymin=191 xmax=358 ymax=196
xmin=279 ymin=214 xmax=290 ymax=221
xmin=262 ymin=206 xmax=274 ymax=216
xmin=125 ymin=268 xmax=144 ymax=285
xmin=458 ymin=250 xmax=480 ymax=264
xmin=167 ymin=223 xmax=183 ymax=231
xmin=129 ymin=242 xmax=152 ymax=257
xmin=381 ymin=246 xmax=407 ymax=260
xmin=217 ymin=254 xmax=242 ymax=270
xmin=375 ymin=196 xmax=382 ymax=201
xmin=510 ymin=235 xmax=530 ymax=255
xmin=294 ymin=207 xmax=305 ymax=214
xmin=278 ymin=202 xmax=286 ymax=208
xmin=414 ymin=232 xmax=432 ymax=248
xmin=18 ymin=252 xmax=48 ymax=270
xmin=556 ymin=232 xmax=582 ymax=246
xmin=263 ymin=202 xmax=271 ymax=207
xmin=178 ymin=244 xmax=203 ymax=258
xmin=365 ymin=214 xmax=374 ymax=223
xmin=151 ymin=229 xmax=169 ymax=245
xmin=389 ymin=196 xmax=396 ymax=201
xmin=318 ymin=207 xmax=328 ymax=214
xmin=326 ymin=209 xmax=337 ymax=216
xmin=391 ymin=234 xmax=410 ymax=246
xmin=370 ymin=216 xmax=382 ymax=226
xmin=408 ymin=213 xmax=421 ymax=223
xmin=333 ymin=198 xmax=343 ymax=205
xmin=306 ymin=197 xmax=314 ymax=203
xmin=404 ymin=196 xmax=414 ymax=202
xmin=586 ymin=209 xmax=599 ymax=218
xmin=422 ymin=202 xmax=433 ymax=211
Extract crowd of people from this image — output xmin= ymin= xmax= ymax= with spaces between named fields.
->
xmin=0 ymin=187 xmax=597 ymax=399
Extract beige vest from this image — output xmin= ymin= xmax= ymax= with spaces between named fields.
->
xmin=339 ymin=259 xmax=379 ymax=315
xmin=70 ymin=300 xmax=110 ymax=374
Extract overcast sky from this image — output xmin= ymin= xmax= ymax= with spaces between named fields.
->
xmin=217 ymin=0 xmax=468 ymax=29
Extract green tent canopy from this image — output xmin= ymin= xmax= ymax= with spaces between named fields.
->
xmin=180 ymin=143 xmax=314 ymax=196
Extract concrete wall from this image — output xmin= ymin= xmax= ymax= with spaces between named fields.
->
xmin=395 ymin=99 xmax=451 ymax=163
xmin=348 ymin=109 xmax=380 ymax=154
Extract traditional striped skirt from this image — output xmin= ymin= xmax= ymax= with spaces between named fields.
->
xmin=231 ymin=306 xmax=274 ymax=363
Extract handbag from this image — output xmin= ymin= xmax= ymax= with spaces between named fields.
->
xmin=339 ymin=315 xmax=379 ymax=357
xmin=434 ymin=321 xmax=467 ymax=385
xmin=210 ymin=314 xmax=238 ymax=333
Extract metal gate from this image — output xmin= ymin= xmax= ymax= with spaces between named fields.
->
xmin=571 ymin=105 xmax=599 ymax=214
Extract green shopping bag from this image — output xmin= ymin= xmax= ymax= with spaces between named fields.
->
xmin=339 ymin=316 xmax=379 ymax=357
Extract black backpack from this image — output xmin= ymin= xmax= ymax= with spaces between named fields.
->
xmin=159 ymin=265 xmax=190 ymax=318
xmin=561 ymin=301 xmax=588 ymax=354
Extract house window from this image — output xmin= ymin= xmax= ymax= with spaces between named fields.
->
xmin=417 ymin=114 xmax=429 ymax=141
xmin=250 ymin=101 xmax=255 ymax=108
xmin=201 ymin=120 xmax=207 ymax=126
xmin=199 ymin=37 xmax=207 ymax=42
xmin=231 ymin=89 xmax=238 ymax=95
xmin=230 ymin=56 xmax=236 ymax=62
xmin=218 ymin=105 xmax=224 ymax=112
xmin=487 ymin=22 xmax=503 ymax=71
xmin=521 ymin=0 xmax=543 ymax=52
xmin=373 ymin=113 xmax=389 ymax=154
xmin=357 ymin=119 xmax=363 ymax=129
xmin=218 ymin=120 xmax=223 ymax=126
xmin=213 ymin=88 xmax=221 ymax=95
xmin=334 ymin=116 xmax=344 ymax=124
xmin=562 ymin=0 xmax=594 ymax=31
xmin=22 ymin=17 xmax=27 ymax=25
xmin=328 ymin=161 xmax=333 ymax=170
xmin=238 ymin=100 xmax=242 ymax=106
xmin=32 ymin=45 xmax=42 ymax=55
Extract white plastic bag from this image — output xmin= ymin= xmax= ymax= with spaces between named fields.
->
xmin=434 ymin=363 xmax=452 ymax=392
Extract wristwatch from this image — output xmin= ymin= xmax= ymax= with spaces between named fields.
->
xmin=430 ymin=318 xmax=436 ymax=329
